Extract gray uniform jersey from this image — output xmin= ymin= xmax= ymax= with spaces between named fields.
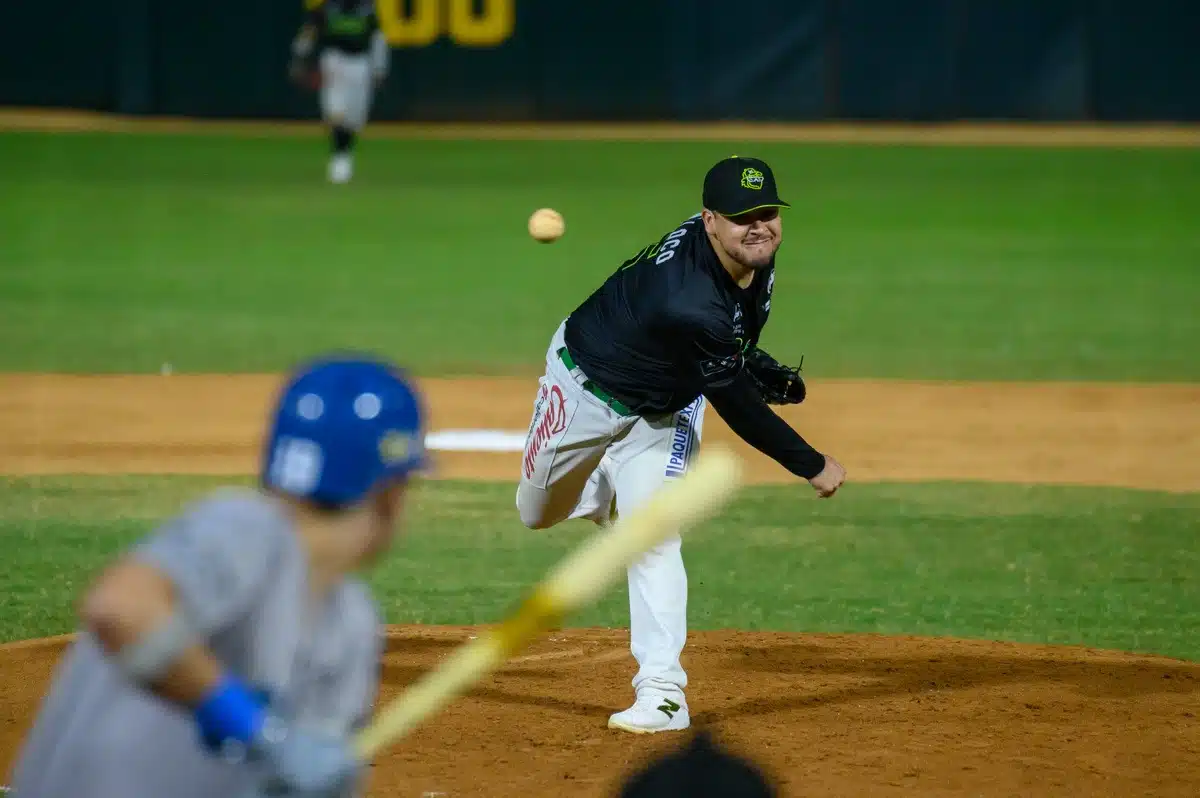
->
xmin=8 ymin=487 xmax=382 ymax=798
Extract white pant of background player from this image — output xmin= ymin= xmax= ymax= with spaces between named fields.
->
xmin=320 ymin=49 xmax=373 ymax=183
xmin=516 ymin=319 xmax=704 ymax=733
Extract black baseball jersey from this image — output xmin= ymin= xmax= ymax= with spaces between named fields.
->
xmin=307 ymin=0 xmax=378 ymax=55
xmin=564 ymin=213 xmax=827 ymax=479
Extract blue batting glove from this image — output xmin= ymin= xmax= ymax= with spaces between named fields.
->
xmin=194 ymin=674 xmax=360 ymax=794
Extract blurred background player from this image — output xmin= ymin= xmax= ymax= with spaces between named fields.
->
xmin=8 ymin=355 xmax=426 ymax=798
xmin=290 ymin=0 xmax=390 ymax=184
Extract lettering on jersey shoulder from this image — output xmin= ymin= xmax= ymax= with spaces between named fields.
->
xmin=652 ymin=216 xmax=698 ymax=266
xmin=655 ymin=226 xmax=689 ymax=265
xmin=619 ymin=216 xmax=699 ymax=270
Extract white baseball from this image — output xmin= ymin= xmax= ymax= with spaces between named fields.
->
xmin=528 ymin=208 xmax=565 ymax=243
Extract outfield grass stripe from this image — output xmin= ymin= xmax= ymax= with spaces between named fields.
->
xmin=3 ymin=476 xmax=1197 ymax=661
xmin=3 ymin=134 xmax=1197 ymax=380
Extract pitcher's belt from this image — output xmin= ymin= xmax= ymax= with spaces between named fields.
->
xmin=557 ymin=347 xmax=635 ymax=416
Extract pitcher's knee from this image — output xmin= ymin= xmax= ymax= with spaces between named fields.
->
xmin=516 ymin=486 xmax=555 ymax=530
xmin=520 ymin=512 xmax=555 ymax=530
xmin=518 ymin=503 xmax=557 ymax=530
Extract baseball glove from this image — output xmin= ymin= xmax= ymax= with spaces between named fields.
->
xmin=744 ymin=347 xmax=806 ymax=405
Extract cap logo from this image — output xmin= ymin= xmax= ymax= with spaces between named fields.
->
xmin=741 ymin=167 xmax=765 ymax=190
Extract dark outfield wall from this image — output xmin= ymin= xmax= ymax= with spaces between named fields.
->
xmin=1 ymin=0 xmax=1197 ymax=122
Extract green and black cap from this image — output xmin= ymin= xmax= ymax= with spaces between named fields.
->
xmin=702 ymin=155 xmax=790 ymax=218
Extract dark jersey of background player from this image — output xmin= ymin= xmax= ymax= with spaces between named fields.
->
xmin=564 ymin=211 xmax=827 ymax=480
xmin=306 ymin=0 xmax=378 ymax=54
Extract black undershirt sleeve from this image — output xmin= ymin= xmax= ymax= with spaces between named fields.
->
xmin=687 ymin=309 xmax=826 ymax=481
xmin=704 ymin=372 xmax=827 ymax=480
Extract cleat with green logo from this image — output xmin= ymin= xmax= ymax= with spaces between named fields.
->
xmin=608 ymin=689 xmax=690 ymax=734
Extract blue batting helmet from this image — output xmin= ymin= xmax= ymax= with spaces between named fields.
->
xmin=261 ymin=354 xmax=427 ymax=508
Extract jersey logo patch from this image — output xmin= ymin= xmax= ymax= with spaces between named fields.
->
xmin=741 ymin=168 xmax=765 ymax=190
xmin=699 ymin=355 xmax=740 ymax=377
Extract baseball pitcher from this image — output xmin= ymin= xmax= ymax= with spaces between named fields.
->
xmin=290 ymin=0 xmax=389 ymax=184
xmin=516 ymin=156 xmax=847 ymax=734
xmin=8 ymin=355 xmax=427 ymax=797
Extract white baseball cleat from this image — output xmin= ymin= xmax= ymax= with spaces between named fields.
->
xmin=328 ymin=154 xmax=353 ymax=184
xmin=607 ymin=688 xmax=690 ymax=734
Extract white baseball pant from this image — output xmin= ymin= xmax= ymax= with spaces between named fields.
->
xmin=319 ymin=50 xmax=373 ymax=131
xmin=516 ymin=319 xmax=705 ymax=694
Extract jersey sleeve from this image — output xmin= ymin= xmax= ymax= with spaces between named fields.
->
xmin=335 ymin=586 xmax=384 ymax=798
xmin=688 ymin=314 xmax=745 ymax=390
xmin=704 ymin=371 xmax=827 ymax=480
xmin=341 ymin=585 xmax=384 ymax=733
xmin=131 ymin=491 xmax=286 ymax=636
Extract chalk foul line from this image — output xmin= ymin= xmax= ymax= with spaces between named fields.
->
xmin=426 ymin=429 xmax=527 ymax=453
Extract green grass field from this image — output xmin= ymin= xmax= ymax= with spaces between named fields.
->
xmin=5 ymin=476 xmax=1199 ymax=659
xmin=1 ymin=131 xmax=1198 ymax=662
xmin=2 ymin=132 xmax=1198 ymax=378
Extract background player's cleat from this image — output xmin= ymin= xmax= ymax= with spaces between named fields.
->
xmin=607 ymin=688 xmax=690 ymax=734
xmin=328 ymin=154 xmax=353 ymax=184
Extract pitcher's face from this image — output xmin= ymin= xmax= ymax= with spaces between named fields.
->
xmin=705 ymin=207 xmax=782 ymax=269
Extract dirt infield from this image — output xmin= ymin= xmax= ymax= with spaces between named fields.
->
xmin=2 ymin=374 xmax=1199 ymax=794
xmin=2 ymin=374 xmax=1198 ymax=491
xmin=3 ymin=107 xmax=1200 ymax=147
xmin=2 ymin=629 xmax=1198 ymax=796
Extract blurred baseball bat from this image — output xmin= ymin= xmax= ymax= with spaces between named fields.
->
xmin=352 ymin=446 xmax=744 ymax=760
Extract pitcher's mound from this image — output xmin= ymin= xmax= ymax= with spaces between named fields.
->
xmin=2 ymin=627 xmax=1197 ymax=795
